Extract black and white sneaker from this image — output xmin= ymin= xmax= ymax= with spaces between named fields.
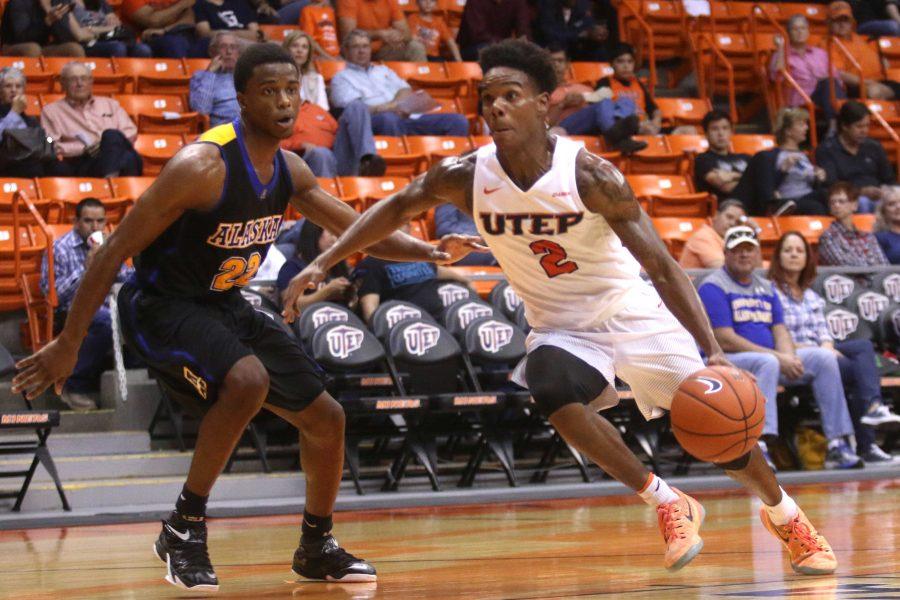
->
xmin=153 ymin=516 xmax=219 ymax=592
xmin=860 ymin=403 xmax=900 ymax=428
xmin=292 ymin=535 xmax=377 ymax=582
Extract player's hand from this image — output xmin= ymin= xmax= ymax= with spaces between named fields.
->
xmin=705 ymin=351 xmax=734 ymax=370
xmin=282 ymin=260 xmax=328 ymax=323
xmin=430 ymin=234 xmax=489 ymax=265
xmin=11 ymin=337 xmax=80 ymax=400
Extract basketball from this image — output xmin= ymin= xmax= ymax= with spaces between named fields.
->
xmin=670 ymin=366 xmax=765 ymax=463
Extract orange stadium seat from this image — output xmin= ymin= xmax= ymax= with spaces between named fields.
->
xmin=852 ymin=213 xmax=876 ymax=232
xmin=43 ymin=57 xmax=128 ymax=94
xmin=114 ymin=94 xmax=206 ymax=135
xmin=879 ymin=37 xmax=900 ymax=68
xmin=753 ymin=216 xmax=780 ymax=260
xmin=316 ymin=177 xmax=341 ymax=199
xmin=0 ymin=179 xmax=39 ymax=203
xmin=374 ymin=136 xmax=428 ymax=177
xmin=776 ymin=215 xmax=834 ymax=246
xmin=444 ymin=62 xmax=482 ymax=96
xmin=440 ymin=0 xmax=467 ymax=31
xmin=619 ymin=0 xmax=685 ymax=65
xmin=338 ymin=176 xmax=410 ymax=210
xmin=471 ymin=135 xmax=492 ymax=148
xmin=259 ymin=24 xmax=302 ymax=42
xmin=113 ymin=58 xmax=190 ymax=94
xmin=315 ymin=60 xmax=346 ymax=84
xmin=652 ymin=216 xmax=707 ymax=258
xmin=408 ymin=218 xmax=429 ymax=241
xmin=731 ymin=134 xmax=775 ymax=155
xmin=655 ymin=97 xmax=712 ymax=128
xmin=0 ymin=56 xmax=52 ymax=93
xmin=37 ymin=177 xmax=112 ymax=201
xmin=405 ymin=135 xmax=473 ymax=165
xmin=627 ymin=135 xmax=688 ymax=175
xmin=182 ymin=58 xmax=211 ymax=75
xmin=568 ymin=62 xmax=613 ymax=87
xmin=384 ymin=62 xmax=465 ymax=98
xmin=133 ymin=134 xmax=186 ymax=175
xmin=0 ymin=223 xmax=49 ymax=312
xmin=110 ymin=176 xmax=155 ymax=201
xmin=626 ymin=174 xmax=712 ymax=217
xmin=23 ymin=93 xmax=41 ymax=117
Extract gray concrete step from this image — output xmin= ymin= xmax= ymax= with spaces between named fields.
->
xmin=0 ymin=430 xmax=151 ymax=457
xmin=0 ymin=449 xmax=193 ymax=483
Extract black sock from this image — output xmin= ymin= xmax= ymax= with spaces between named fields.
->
xmin=174 ymin=485 xmax=208 ymax=522
xmin=301 ymin=511 xmax=333 ymax=543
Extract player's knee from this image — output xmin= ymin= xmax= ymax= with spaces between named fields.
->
xmin=526 ymin=347 xmax=607 ymax=418
xmin=222 ymin=357 xmax=270 ymax=410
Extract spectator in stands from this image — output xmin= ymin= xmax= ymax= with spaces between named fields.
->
xmin=408 ymin=0 xmax=461 ymax=62
xmin=193 ymin=0 xmax=261 ymax=48
xmin=770 ymin=14 xmax=845 ymax=124
xmin=41 ymin=61 xmax=142 ymax=177
xmin=456 ymin=0 xmax=531 ymax=61
xmin=829 ymin=2 xmax=900 ymax=101
xmin=434 ymin=204 xmax=497 ymax=266
xmin=354 ymin=229 xmax=473 ymax=321
xmin=698 ymin=225 xmax=863 ymax=470
xmin=678 ymin=199 xmax=748 ymax=269
xmin=694 ymin=110 xmax=750 ymax=200
xmin=818 ymin=182 xmax=888 ymax=266
xmin=50 ymin=0 xmax=153 ymax=58
xmin=0 ymin=68 xmax=58 ymax=177
xmin=40 ymin=198 xmax=132 ymax=410
xmin=875 ymin=185 xmax=900 ymax=263
xmin=0 ymin=0 xmax=85 ymax=57
xmin=816 ymin=101 xmax=895 ymax=214
xmin=277 ymin=220 xmax=356 ymax=313
xmin=299 ymin=0 xmax=340 ymax=58
xmin=330 ymin=30 xmax=469 ymax=138
xmin=546 ymin=45 xmax=646 ymax=154
xmin=189 ymin=31 xmax=241 ymax=127
xmin=768 ymin=230 xmax=900 ymax=464
xmin=336 ymin=0 xmax=426 ymax=61
xmin=536 ymin=0 xmax=609 ymax=62
xmin=595 ymin=44 xmax=661 ymax=136
xmin=281 ymin=31 xmax=385 ymax=176
xmin=122 ymin=0 xmax=206 ymax=58
xmin=738 ymin=108 xmax=827 ymax=216
xmin=849 ymin=0 xmax=900 ymax=37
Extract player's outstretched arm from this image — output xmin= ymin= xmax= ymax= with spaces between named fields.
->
xmin=576 ymin=151 xmax=730 ymax=367
xmin=12 ymin=144 xmax=226 ymax=399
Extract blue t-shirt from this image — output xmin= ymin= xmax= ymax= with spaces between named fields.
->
xmin=875 ymin=230 xmax=900 ymax=265
xmin=698 ymin=268 xmax=784 ymax=350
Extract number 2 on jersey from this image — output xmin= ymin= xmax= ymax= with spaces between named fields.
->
xmin=211 ymin=252 xmax=261 ymax=291
xmin=530 ymin=240 xmax=578 ymax=278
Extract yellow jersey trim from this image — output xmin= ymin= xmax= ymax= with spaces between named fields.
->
xmin=199 ymin=122 xmax=237 ymax=146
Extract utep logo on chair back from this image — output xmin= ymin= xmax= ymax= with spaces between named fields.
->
xmin=326 ymin=325 xmax=365 ymax=359
xmin=456 ymin=301 xmax=494 ymax=329
xmin=386 ymin=303 xmax=422 ymax=327
xmin=503 ymin=286 xmax=521 ymax=312
xmin=821 ymin=274 xmax=855 ymax=305
xmin=826 ymin=308 xmax=859 ymax=340
xmin=312 ymin=305 xmax=350 ymax=328
xmin=856 ymin=291 xmax=890 ymax=322
xmin=477 ymin=320 xmax=513 ymax=353
xmin=437 ymin=283 xmax=470 ymax=307
xmin=403 ymin=322 xmax=441 ymax=356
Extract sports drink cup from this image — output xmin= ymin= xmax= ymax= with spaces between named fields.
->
xmin=89 ymin=231 xmax=104 ymax=247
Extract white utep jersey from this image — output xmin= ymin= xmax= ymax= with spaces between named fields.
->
xmin=473 ymin=137 xmax=645 ymax=330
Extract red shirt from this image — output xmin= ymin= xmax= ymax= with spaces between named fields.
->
xmin=280 ymin=101 xmax=338 ymax=151
xmin=301 ymin=5 xmax=340 ymax=57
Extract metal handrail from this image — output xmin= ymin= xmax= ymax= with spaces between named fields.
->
xmin=618 ymin=0 xmax=659 ymax=89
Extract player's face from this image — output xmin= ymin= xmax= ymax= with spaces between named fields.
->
xmin=725 ymin=243 xmax=759 ymax=277
xmin=778 ymin=233 xmax=807 ymax=274
xmin=611 ymin=54 xmax=635 ymax=80
xmin=74 ymin=206 xmax=106 ymax=239
xmin=705 ymin=118 xmax=732 ymax=152
xmin=480 ymin=67 xmax=549 ymax=150
xmin=238 ymin=63 xmax=300 ymax=140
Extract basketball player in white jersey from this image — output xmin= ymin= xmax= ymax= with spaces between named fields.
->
xmin=283 ymin=40 xmax=837 ymax=575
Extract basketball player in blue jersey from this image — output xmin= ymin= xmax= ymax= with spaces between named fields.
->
xmin=12 ymin=44 xmax=482 ymax=591
xmin=285 ymin=40 xmax=838 ymax=576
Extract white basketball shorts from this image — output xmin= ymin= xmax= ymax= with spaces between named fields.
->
xmin=511 ymin=285 xmax=705 ymax=420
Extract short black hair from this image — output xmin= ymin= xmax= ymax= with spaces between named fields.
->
xmin=837 ymin=100 xmax=870 ymax=130
xmin=702 ymin=109 xmax=732 ymax=132
xmin=546 ymin=42 xmax=568 ymax=56
xmin=610 ymin=43 xmax=636 ymax=62
xmin=478 ymin=39 xmax=558 ymax=95
xmin=75 ymin=197 xmax=104 ymax=218
xmin=233 ymin=42 xmax=298 ymax=94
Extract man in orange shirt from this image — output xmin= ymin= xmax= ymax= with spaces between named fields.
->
xmin=679 ymin=200 xmax=748 ymax=269
xmin=121 ymin=0 xmax=207 ymax=57
xmin=336 ymin=0 xmax=426 ymax=60
xmin=829 ymin=1 xmax=900 ymax=100
xmin=300 ymin=0 xmax=341 ymax=57
xmin=407 ymin=0 xmax=461 ymax=61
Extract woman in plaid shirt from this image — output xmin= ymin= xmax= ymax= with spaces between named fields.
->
xmin=819 ymin=182 xmax=889 ymax=267
xmin=769 ymin=231 xmax=900 ymax=463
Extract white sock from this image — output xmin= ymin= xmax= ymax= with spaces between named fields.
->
xmin=764 ymin=487 xmax=799 ymax=526
xmin=638 ymin=473 xmax=679 ymax=506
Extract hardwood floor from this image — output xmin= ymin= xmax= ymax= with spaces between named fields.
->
xmin=1 ymin=480 xmax=898 ymax=599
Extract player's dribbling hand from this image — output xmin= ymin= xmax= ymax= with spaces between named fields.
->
xmin=430 ymin=234 xmax=489 ymax=265
xmin=706 ymin=351 xmax=735 ymax=370
xmin=11 ymin=337 xmax=79 ymax=400
xmin=282 ymin=260 xmax=328 ymax=323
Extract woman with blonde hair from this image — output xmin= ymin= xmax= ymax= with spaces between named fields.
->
xmin=283 ymin=31 xmax=328 ymax=110
xmin=875 ymin=185 xmax=900 ymax=263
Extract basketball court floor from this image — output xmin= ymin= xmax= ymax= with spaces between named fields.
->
xmin=1 ymin=480 xmax=898 ymax=599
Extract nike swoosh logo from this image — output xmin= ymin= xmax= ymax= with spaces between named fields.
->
xmin=483 ymin=186 xmax=502 ymax=195
xmin=166 ymin=524 xmax=191 ymax=541
xmin=685 ymin=502 xmax=694 ymax=522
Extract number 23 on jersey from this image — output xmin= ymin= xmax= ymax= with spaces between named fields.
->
xmin=211 ymin=252 xmax=261 ymax=291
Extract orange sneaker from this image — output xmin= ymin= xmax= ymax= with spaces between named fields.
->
xmin=657 ymin=488 xmax=705 ymax=571
xmin=759 ymin=508 xmax=837 ymax=575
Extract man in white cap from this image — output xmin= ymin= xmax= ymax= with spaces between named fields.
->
xmin=697 ymin=226 xmax=863 ymax=470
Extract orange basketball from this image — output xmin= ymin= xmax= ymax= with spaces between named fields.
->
xmin=670 ymin=366 xmax=765 ymax=463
